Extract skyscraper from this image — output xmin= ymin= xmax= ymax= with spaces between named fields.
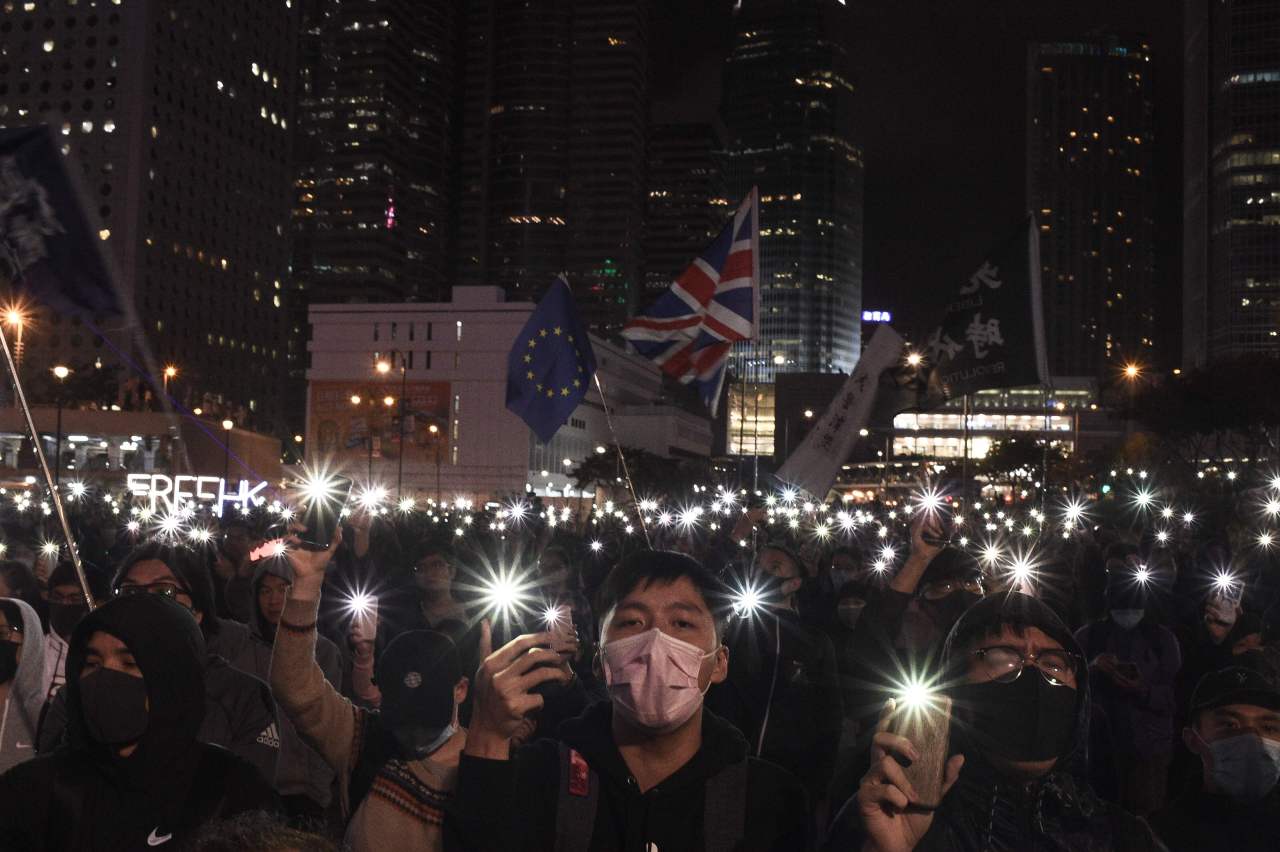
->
xmin=643 ymin=122 xmax=725 ymax=297
xmin=1027 ymin=35 xmax=1157 ymax=378
xmin=721 ymin=0 xmax=864 ymax=382
xmin=454 ymin=0 xmax=649 ymax=334
xmin=0 ymin=0 xmax=297 ymax=434
xmin=291 ymin=0 xmax=457 ymax=305
xmin=1184 ymin=0 xmax=1280 ymax=365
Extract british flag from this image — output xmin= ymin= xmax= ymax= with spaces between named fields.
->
xmin=621 ymin=189 xmax=758 ymax=416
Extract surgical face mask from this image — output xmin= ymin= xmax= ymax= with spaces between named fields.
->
xmin=1111 ymin=609 xmax=1145 ymax=630
xmin=393 ymin=722 xmax=457 ymax=761
xmin=601 ymin=628 xmax=718 ymax=733
xmin=79 ymin=667 xmax=150 ymax=746
xmin=837 ymin=599 xmax=866 ymax=630
xmin=1201 ymin=732 xmax=1280 ymax=802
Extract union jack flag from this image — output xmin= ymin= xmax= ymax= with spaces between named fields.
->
xmin=621 ymin=189 xmax=758 ymax=416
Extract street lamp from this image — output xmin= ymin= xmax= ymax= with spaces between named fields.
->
xmin=375 ymin=350 xmax=409 ymax=498
xmin=163 ymin=365 xmax=178 ymax=394
xmin=4 ymin=306 xmax=26 ymax=368
xmin=221 ymin=419 xmax=234 ymax=483
xmin=428 ymin=422 xmax=442 ymax=502
xmin=51 ymin=365 xmax=71 ymax=488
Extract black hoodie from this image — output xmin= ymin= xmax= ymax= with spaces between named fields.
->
xmin=0 ymin=594 xmax=277 ymax=851
xmin=445 ymin=701 xmax=809 ymax=851
xmin=826 ymin=592 xmax=1165 ymax=852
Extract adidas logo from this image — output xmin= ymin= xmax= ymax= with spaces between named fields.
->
xmin=256 ymin=723 xmax=281 ymax=749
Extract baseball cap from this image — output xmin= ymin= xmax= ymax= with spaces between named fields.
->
xmin=1190 ymin=666 xmax=1280 ymax=715
xmin=376 ymin=630 xmax=462 ymax=731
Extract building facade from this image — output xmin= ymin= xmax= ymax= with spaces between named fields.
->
xmin=1184 ymin=0 xmax=1280 ymax=365
xmin=306 ymin=287 xmax=711 ymax=503
xmin=721 ymin=0 xmax=864 ymax=382
xmin=643 ymin=122 xmax=726 ymax=299
xmin=454 ymin=0 xmax=650 ymax=335
xmin=1027 ymin=35 xmax=1157 ymax=378
xmin=0 ymin=0 xmax=298 ymax=435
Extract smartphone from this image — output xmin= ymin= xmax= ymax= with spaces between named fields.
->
xmin=298 ymin=475 xmax=353 ymax=551
xmin=886 ymin=696 xmax=953 ymax=809
xmin=919 ymin=507 xmax=954 ymax=548
xmin=350 ymin=597 xmax=379 ymax=646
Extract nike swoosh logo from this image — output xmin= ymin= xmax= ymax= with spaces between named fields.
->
xmin=147 ymin=828 xmax=173 ymax=846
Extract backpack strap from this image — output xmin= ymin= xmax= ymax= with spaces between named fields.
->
xmin=555 ymin=741 xmax=598 ymax=852
xmin=703 ymin=759 xmax=749 ymax=852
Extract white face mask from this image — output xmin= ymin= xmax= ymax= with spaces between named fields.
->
xmin=601 ymin=628 xmax=718 ymax=733
xmin=1200 ymin=732 xmax=1280 ymax=801
xmin=393 ymin=722 xmax=458 ymax=760
xmin=1110 ymin=609 xmax=1145 ymax=630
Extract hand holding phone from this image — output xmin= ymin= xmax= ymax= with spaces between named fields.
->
xmin=884 ymin=695 xmax=955 ymax=809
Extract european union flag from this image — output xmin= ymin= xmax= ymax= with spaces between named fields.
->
xmin=0 ymin=126 xmax=123 ymax=316
xmin=506 ymin=276 xmax=597 ymax=443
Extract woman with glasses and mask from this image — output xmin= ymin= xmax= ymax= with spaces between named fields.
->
xmin=0 ymin=597 xmax=45 ymax=773
xmin=831 ymin=591 xmax=1164 ymax=852
xmin=37 ymin=544 xmax=280 ymax=785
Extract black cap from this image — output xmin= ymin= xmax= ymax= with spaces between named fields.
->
xmin=376 ymin=630 xmax=462 ymax=731
xmin=1190 ymin=666 xmax=1280 ymax=715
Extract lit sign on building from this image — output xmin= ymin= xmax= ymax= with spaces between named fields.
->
xmin=862 ymin=310 xmax=892 ymax=323
xmin=126 ymin=474 xmax=270 ymax=515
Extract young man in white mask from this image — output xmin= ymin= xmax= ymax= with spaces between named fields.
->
xmin=447 ymin=550 xmax=809 ymax=851
xmin=1151 ymin=665 xmax=1280 ymax=852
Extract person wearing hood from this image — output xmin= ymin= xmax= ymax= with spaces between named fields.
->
xmin=707 ymin=543 xmax=843 ymax=808
xmin=269 ymin=527 xmax=472 ymax=852
xmin=1150 ymin=665 xmax=1280 ymax=852
xmin=446 ymin=549 xmax=809 ymax=852
xmin=0 ymin=593 xmax=277 ymax=850
xmin=0 ymin=598 xmax=46 ymax=773
xmin=40 ymin=560 xmax=109 ymax=704
xmin=830 ymin=591 xmax=1164 ymax=851
xmin=37 ymin=543 xmax=280 ymax=785
xmin=1076 ymin=562 xmax=1181 ymax=815
xmin=226 ymin=555 xmax=343 ymax=820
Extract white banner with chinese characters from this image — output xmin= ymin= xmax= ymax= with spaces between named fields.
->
xmin=776 ymin=325 xmax=905 ymax=500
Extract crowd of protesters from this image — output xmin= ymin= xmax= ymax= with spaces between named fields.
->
xmin=0 ymin=489 xmax=1275 ymax=851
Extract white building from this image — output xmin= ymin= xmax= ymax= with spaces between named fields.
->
xmin=306 ymin=287 xmax=712 ymax=503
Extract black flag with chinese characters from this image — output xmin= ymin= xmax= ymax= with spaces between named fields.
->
xmin=921 ymin=216 xmax=1048 ymax=399
xmin=0 ymin=125 xmax=123 ymax=316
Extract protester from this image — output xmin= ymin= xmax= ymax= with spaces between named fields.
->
xmin=40 ymin=560 xmax=108 ymax=703
xmin=1150 ymin=665 xmax=1280 ymax=852
xmin=1077 ymin=566 xmax=1182 ymax=815
xmin=830 ymin=591 xmax=1164 ymax=850
xmin=0 ymin=593 xmax=277 ymax=849
xmin=270 ymin=529 xmax=471 ymax=852
xmin=215 ymin=516 xmax=259 ymax=621
xmin=708 ymin=543 xmax=843 ymax=807
xmin=0 ymin=560 xmax=44 ymax=626
xmin=37 ymin=543 xmax=281 ymax=784
xmin=446 ymin=549 xmax=809 ymax=851
xmin=185 ymin=810 xmax=340 ymax=852
xmin=0 ymin=598 xmax=46 ymax=773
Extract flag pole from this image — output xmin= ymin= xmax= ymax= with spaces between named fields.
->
xmin=962 ymin=393 xmax=971 ymax=505
xmin=592 ymin=373 xmax=651 ymax=548
xmin=0 ymin=322 xmax=95 ymax=609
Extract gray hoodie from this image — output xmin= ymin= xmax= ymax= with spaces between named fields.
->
xmin=0 ymin=598 xmax=47 ymax=774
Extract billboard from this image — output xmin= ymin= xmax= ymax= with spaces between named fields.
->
xmin=308 ymin=380 xmax=451 ymax=468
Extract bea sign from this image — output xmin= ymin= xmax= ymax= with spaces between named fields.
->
xmin=126 ymin=474 xmax=269 ymax=516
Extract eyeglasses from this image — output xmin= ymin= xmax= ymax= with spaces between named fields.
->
xmin=0 ymin=624 xmax=21 ymax=644
xmin=972 ymin=645 xmax=1081 ymax=687
xmin=921 ymin=577 xmax=984 ymax=600
xmin=48 ymin=591 xmax=85 ymax=606
xmin=116 ymin=581 xmax=192 ymax=602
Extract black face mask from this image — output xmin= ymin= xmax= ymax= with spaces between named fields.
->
xmin=79 ymin=667 xmax=150 ymax=746
xmin=49 ymin=602 xmax=88 ymax=641
xmin=922 ymin=590 xmax=981 ymax=634
xmin=952 ymin=671 xmax=1077 ymax=764
xmin=0 ymin=643 xmax=17 ymax=684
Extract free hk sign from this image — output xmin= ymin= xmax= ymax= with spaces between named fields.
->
xmin=126 ymin=474 xmax=269 ymax=516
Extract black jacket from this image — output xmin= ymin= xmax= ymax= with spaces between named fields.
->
xmin=1149 ymin=783 xmax=1280 ymax=852
xmin=826 ymin=592 xmax=1165 ymax=852
xmin=706 ymin=607 xmax=843 ymax=800
xmin=0 ymin=594 xmax=278 ymax=850
xmin=445 ymin=701 xmax=810 ymax=852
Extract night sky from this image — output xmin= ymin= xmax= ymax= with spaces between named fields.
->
xmin=653 ymin=0 xmax=1183 ymax=363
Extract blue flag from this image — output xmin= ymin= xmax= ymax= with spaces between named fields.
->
xmin=0 ymin=126 xmax=123 ymax=316
xmin=506 ymin=276 xmax=597 ymax=443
